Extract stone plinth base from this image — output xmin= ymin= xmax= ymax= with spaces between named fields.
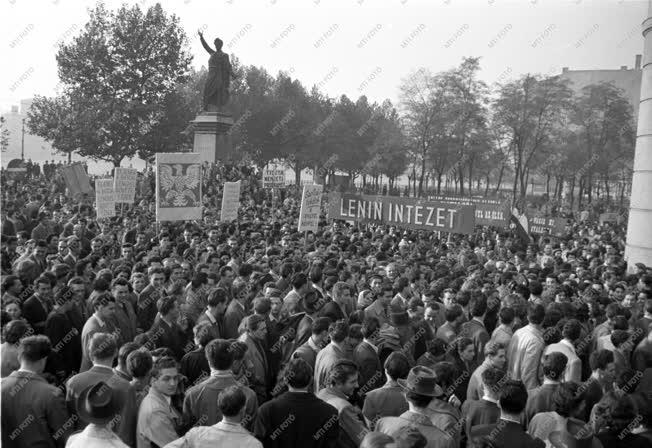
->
xmin=190 ymin=111 xmax=234 ymax=163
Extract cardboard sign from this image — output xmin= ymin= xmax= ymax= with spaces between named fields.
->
xmin=599 ymin=213 xmax=619 ymax=225
xmin=328 ymin=193 xmax=476 ymax=234
xmin=113 ymin=168 xmax=138 ymax=203
xmin=298 ymin=184 xmax=323 ymax=232
xmin=529 ymin=216 xmax=567 ymax=236
xmin=263 ymin=168 xmax=285 ymax=188
xmin=156 ymin=153 xmax=202 ymax=221
xmin=61 ymin=164 xmax=93 ymax=196
xmin=220 ymin=181 xmax=241 ymax=222
xmin=95 ymin=178 xmax=116 ymax=219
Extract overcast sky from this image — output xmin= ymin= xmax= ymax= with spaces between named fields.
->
xmin=1 ymin=0 xmax=649 ymax=113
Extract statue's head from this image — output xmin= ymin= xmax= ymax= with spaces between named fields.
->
xmin=214 ymin=38 xmax=223 ymax=51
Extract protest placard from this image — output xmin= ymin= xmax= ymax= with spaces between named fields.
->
xmin=262 ymin=168 xmax=285 ymax=188
xmin=156 ymin=153 xmax=202 ymax=221
xmin=220 ymin=181 xmax=241 ymax=222
xmin=298 ymin=184 xmax=323 ymax=232
xmin=61 ymin=164 xmax=93 ymax=196
xmin=328 ymin=193 xmax=476 ymax=234
xmin=113 ymin=168 xmax=138 ymax=203
xmin=95 ymin=178 xmax=116 ymax=219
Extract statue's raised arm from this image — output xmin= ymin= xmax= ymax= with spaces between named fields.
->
xmin=198 ymin=30 xmax=215 ymax=54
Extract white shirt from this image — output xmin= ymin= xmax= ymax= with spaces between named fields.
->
xmin=66 ymin=424 xmax=128 ymax=448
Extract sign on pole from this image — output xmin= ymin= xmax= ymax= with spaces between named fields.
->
xmin=220 ymin=181 xmax=241 ymax=222
xmin=155 ymin=153 xmax=202 ymax=221
xmin=298 ymin=184 xmax=323 ymax=232
xmin=113 ymin=168 xmax=138 ymax=203
xmin=262 ymin=168 xmax=285 ymax=188
xmin=95 ymin=178 xmax=116 ymax=219
xmin=328 ymin=192 xmax=476 ymax=234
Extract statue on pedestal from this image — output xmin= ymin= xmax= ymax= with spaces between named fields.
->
xmin=198 ymin=30 xmax=237 ymax=112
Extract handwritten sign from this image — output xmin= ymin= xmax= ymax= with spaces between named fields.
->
xmin=298 ymin=184 xmax=323 ymax=232
xmin=95 ymin=178 xmax=116 ymax=219
xmin=220 ymin=181 xmax=241 ymax=222
xmin=429 ymin=194 xmax=510 ymax=227
xmin=263 ymin=168 xmax=285 ymax=188
xmin=529 ymin=216 xmax=567 ymax=236
xmin=113 ymin=168 xmax=137 ymax=203
xmin=328 ymin=193 xmax=476 ymax=234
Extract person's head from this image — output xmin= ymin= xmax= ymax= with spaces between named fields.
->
xmin=470 ymin=294 xmax=488 ymax=318
xmin=590 ymin=349 xmax=616 ymax=383
xmin=207 ymin=288 xmax=228 ymax=316
xmin=17 ymin=335 xmax=51 ymax=373
xmin=594 ymin=391 xmax=640 ymax=433
xmin=384 ymin=351 xmax=411 ymax=382
xmin=361 ymin=316 xmax=381 ymax=344
xmin=527 ymin=303 xmax=545 ymax=326
xmin=311 ymin=317 xmax=331 ymax=347
xmin=34 ymin=275 xmax=53 ymax=300
xmin=542 ymin=352 xmax=568 ymax=381
xmin=2 ymin=275 xmax=22 ymax=297
xmin=111 ymin=278 xmax=130 ymax=302
xmin=332 ymin=281 xmax=351 ymax=305
xmin=4 ymin=301 xmax=22 ymax=320
xmin=89 ymin=332 xmax=118 ymax=364
xmin=561 ymin=318 xmax=582 ymax=343
xmin=32 ymin=240 xmax=47 ymax=259
xmin=270 ymin=295 xmax=282 ymax=317
xmin=246 ymin=314 xmax=267 ymax=340
xmin=157 ymin=296 xmax=178 ymax=322
xmin=484 ymin=341 xmax=506 ymax=369
xmin=3 ymin=319 xmax=30 ymax=344
xmin=498 ymin=380 xmax=528 ymax=417
xmin=285 ymin=357 xmax=313 ymax=390
xmin=117 ymin=342 xmax=140 ymax=370
xmin=126 ymin=349 xmax=153 ymax=381
xmin=456 ymin=337 xmax=475 ymax=363
xmin=498 ymin=306 xmax=515 ymax=328
xmin=328 ymin=320 xmax=349 ymax=344
xmin=149 ymin=268 xmax=165 ymax=289
xmin=552 ymin=382 xmax=586 ymax=419
xmin=218 ymin=385 xmax=248 ymax=422
xmin=149 ymin=356 xmax=180 ymax=397
xmin=379 ymin=284 xmax=394 ymax=306
xmin=205 ymin=339 xmax=234 ymax=370
xmin=481 ymin=366 xmax=505 ymax=399
xmin=444 ymin=304 xmax=465 ymax=328
xmin=90 ymin=293 xmax=116 ymax=320
xmin=328 ymin=359 xmax=359 ymax=397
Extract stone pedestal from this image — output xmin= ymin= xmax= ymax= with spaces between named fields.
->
xmin=190 ymin=111 xmax=234 ymax=163
xmin=625 ymin=1 xmax=652 ymax=271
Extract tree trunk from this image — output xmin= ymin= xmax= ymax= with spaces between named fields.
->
xmin=484 ymin=174 xmax=490 ymax=196
xmin=545 ymin=173 xmax=551 ymax=195
xmin=494 ymin=164 xmax=505 ymax=195
xmin=294 ymin=166 xmax=301 ymax=186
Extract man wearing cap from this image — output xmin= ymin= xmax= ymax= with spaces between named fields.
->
xmin=66 ymin=381 xmax=128 ymax=447
xmin=376 ymin=365 xmax=455 ymax=448
xmin=1 ymin=335 xmax=73 ymax=448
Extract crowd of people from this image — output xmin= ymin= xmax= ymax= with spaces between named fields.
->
xmin=1 ymin=161 xmax=651 ymax=448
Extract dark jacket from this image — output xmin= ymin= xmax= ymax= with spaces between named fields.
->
xmin=353 ymin=341 xmax=383 ymax=395
xmin=254 ymin=391 xmax=339 ymax=448
xmin=149 ymin=317 xmax=188 ymax=361
xmin=22 ymin=294 xmax=50 ymax=334
xmin=180 ymin=347 xmax=210 ymax=386
xmin=471 ymin=419 xmax=545 ymax=448
xmin=44 ymin=307 xmax=82 ymax=380
xmin=1 ymin=370 xmax=73 ymax=448
xmin=362 ymin=382 xmax=408 ymax=429
xmin=525 ymin=382 xmax=561 ymax=423
xmin=461 ymin=398 xmax=501 ymax=439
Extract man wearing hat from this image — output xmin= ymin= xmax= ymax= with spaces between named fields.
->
xmin=66 ymin=381 xmax=128 ymax=447
xmin=376 ymin=366 xmax=455 ymax=448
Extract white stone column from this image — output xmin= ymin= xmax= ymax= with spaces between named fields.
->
xmin=626 ymin=0 xmax=652 ymax=270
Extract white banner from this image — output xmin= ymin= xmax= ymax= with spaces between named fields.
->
xmin=220 ymin=181 xmax=241 ymax=222
xmin=156 ymin=153 xmax=202 ymax=221
xmin=113 ymin=168 xmax=138 ymax=203
xmin=298 ymin=184 xmax=323 ymax=232
xmin=95 ymin=178 xmax=116 ymax=219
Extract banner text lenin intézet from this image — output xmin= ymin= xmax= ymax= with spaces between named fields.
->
xmin=328 ymin=193 xmax=476 ymax=234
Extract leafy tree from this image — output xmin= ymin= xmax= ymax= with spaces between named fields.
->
xmin=28 ymin=3 xmax=191 ymax=166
